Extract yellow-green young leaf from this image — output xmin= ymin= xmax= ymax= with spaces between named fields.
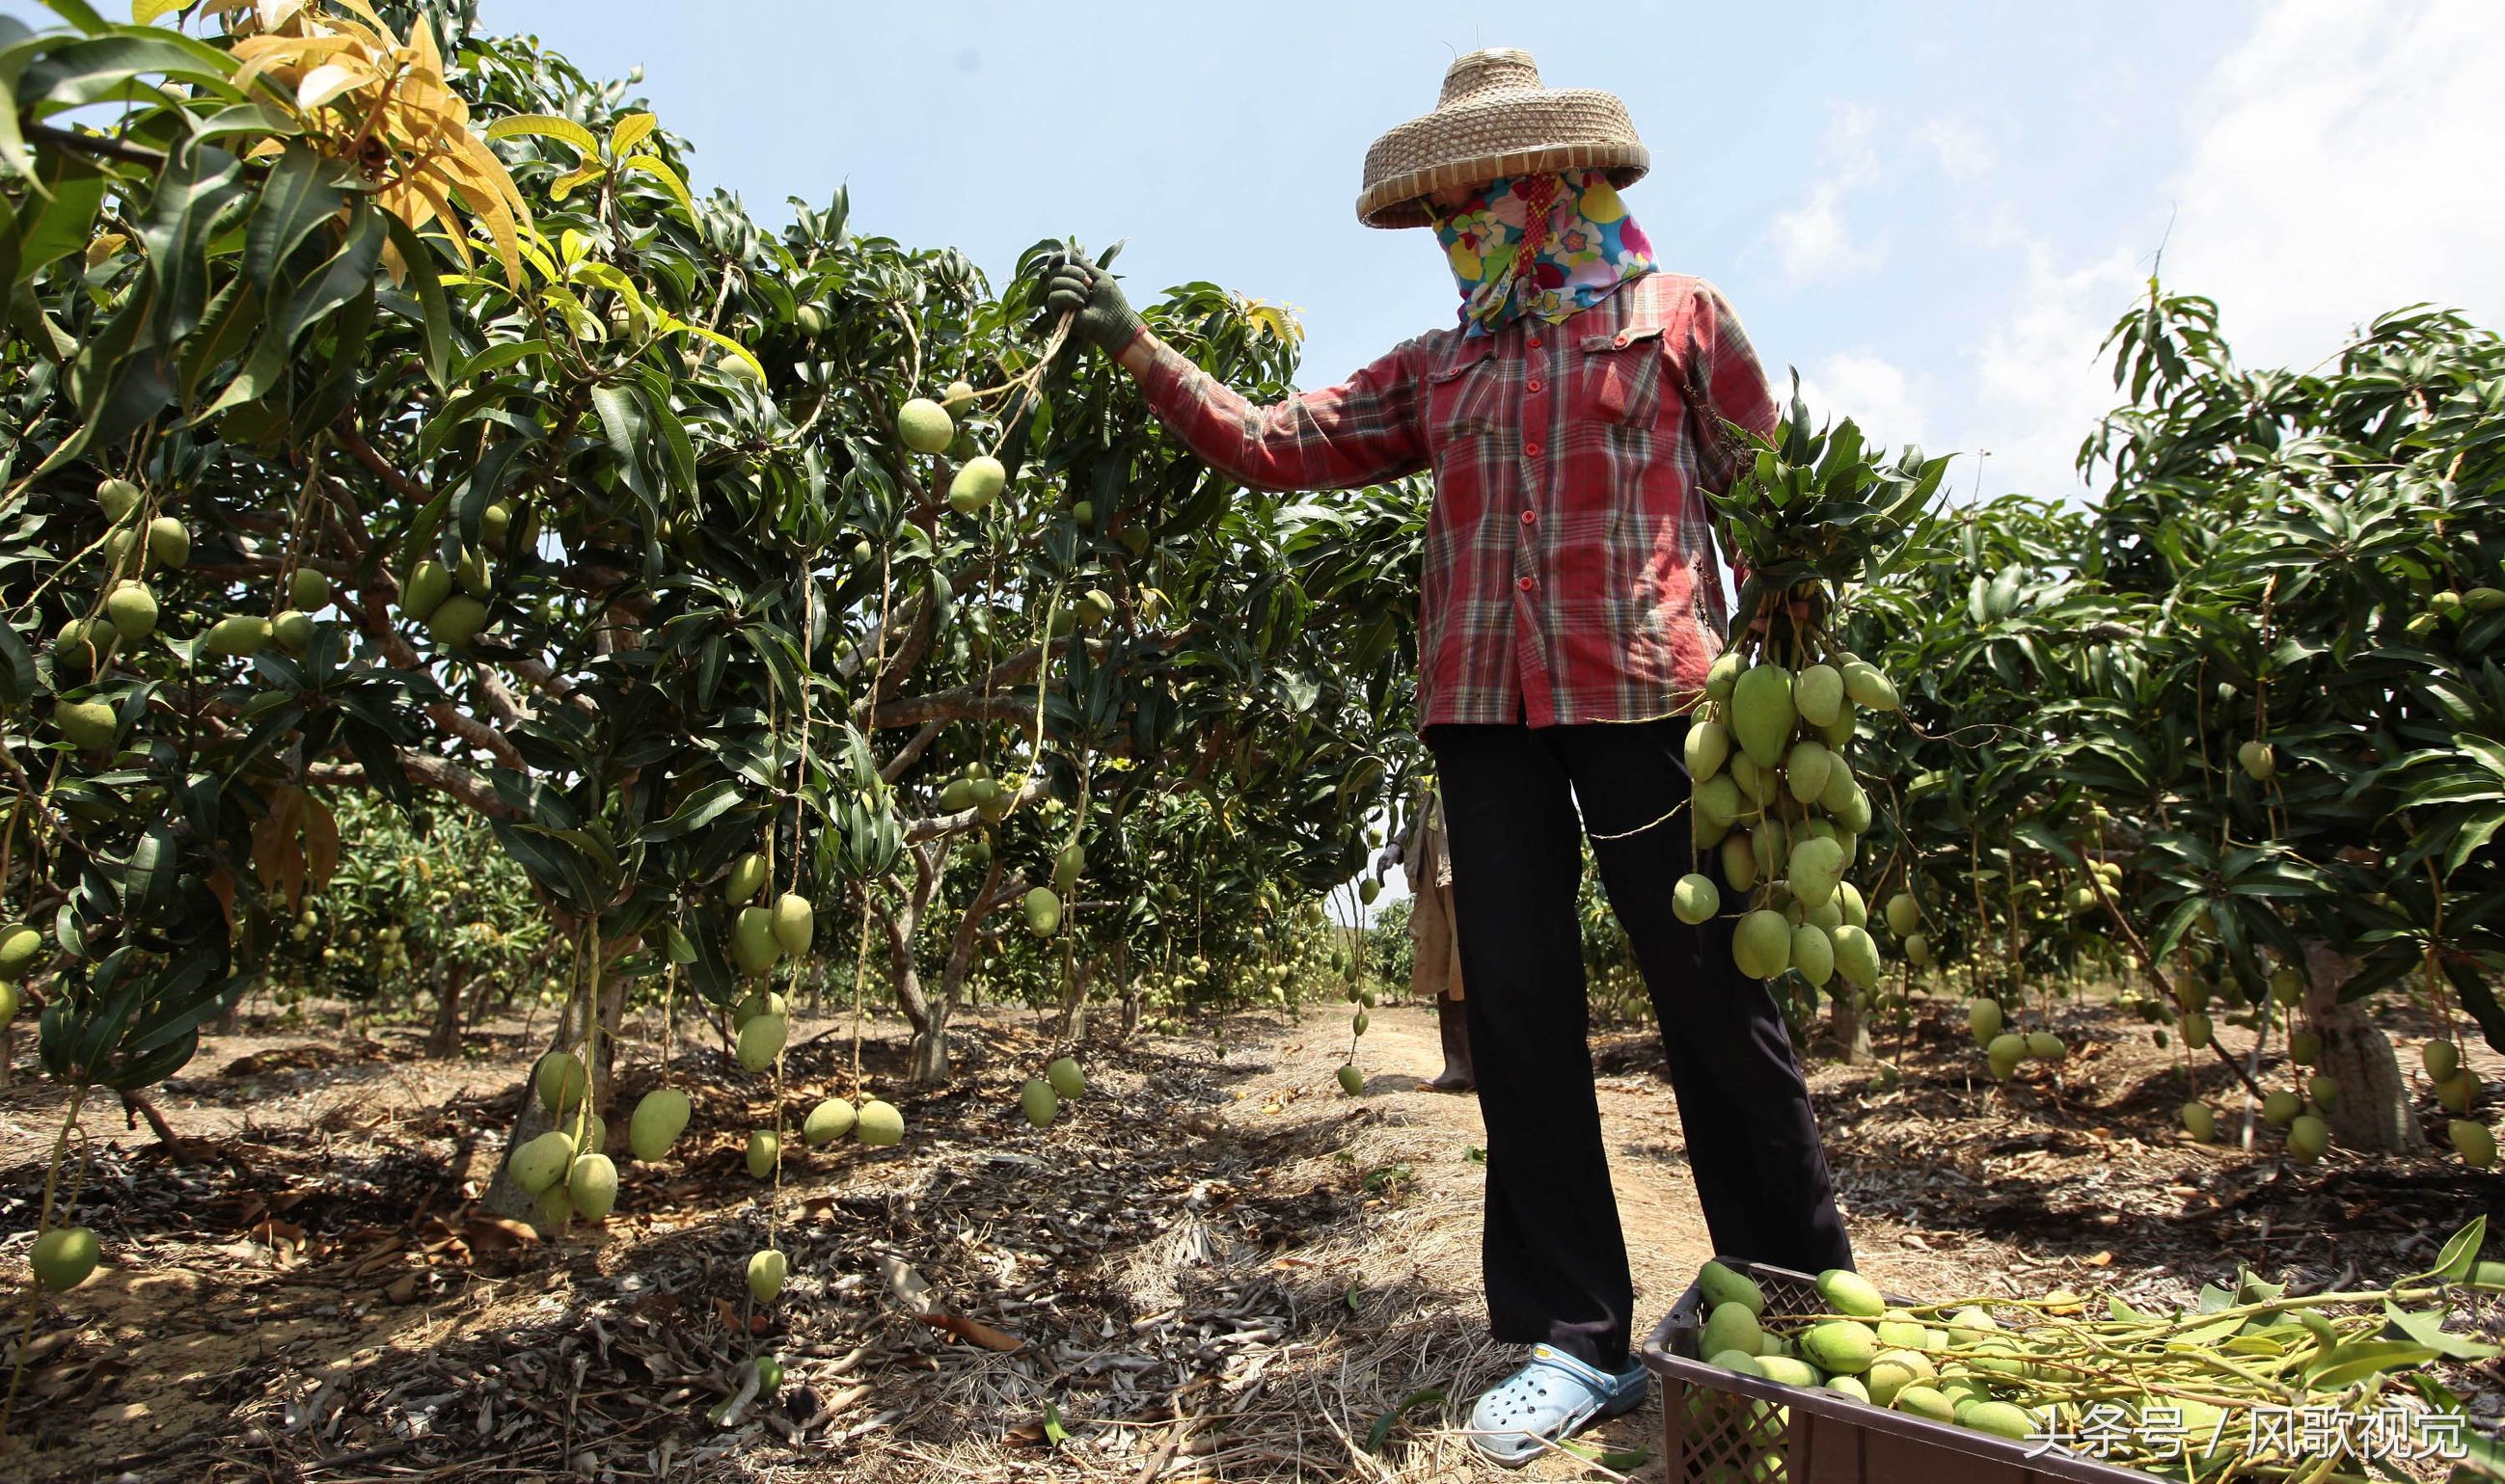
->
xmin=618 ymin=154 xmax=692 ymax=218
xmin=485 ymin=113 xmax=599 ymax=157
xmin=547 ymin=163 xmax=606 ymax=202
xmin=133 ymin=0 xmax=187 ymax=23
xmin=536 ymin=283 xmax=604 ymax=339
xmin=569 ymin=261 xmax=653 ymax=322
xmin=663 ymin=318 xmax=766 ymax=382
xmin=568 ymin=260 xmax=633 ymax=295
xmin=2420 ymin=1216 xmax=2488 ymax=1284
xmin=515 ymin=233 xmax=561 ymax=283
xmin=1241 ymin=300 xmax=1303 ymax=344
xmin=609 ymin=111 xmax=658 ymax=157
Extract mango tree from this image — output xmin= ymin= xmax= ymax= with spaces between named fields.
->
xmin=0 ymin=0 xmax=1416 ymax=1281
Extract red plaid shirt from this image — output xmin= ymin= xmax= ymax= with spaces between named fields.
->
xmin=1130 ymin=272 xmax=1778 ymax=728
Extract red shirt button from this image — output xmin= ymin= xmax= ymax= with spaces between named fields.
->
xmin=1517 ymin=577 xmax=1535 ymax=592
xmin=1525 ymin=442 xmax=1542 ymax=457
xmin=1527 ymin=334 xmax=1542 ymax=346
xmin=1521 ymin=509 xmax=1537 ymax=525
xmin=1527 ymin=378 xmax=1543 ymax=391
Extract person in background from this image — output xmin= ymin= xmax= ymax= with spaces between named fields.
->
xmin=1400 ymin=783 xmax=1474 ymax=1092
xmin=1046 ymin=47 xmax=1854 ymax=1465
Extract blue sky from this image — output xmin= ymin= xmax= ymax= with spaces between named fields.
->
xmin=439 ymin=0 xmax=2499 ymax=505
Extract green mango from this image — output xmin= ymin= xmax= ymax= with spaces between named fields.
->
xmin=747 ymin=1247 xmax=788 ymax=1302
xmin=567 ymin=1153 xmax=618 ymax=1221
xmin=803 ymin=1097 xmax=858 ymax=1147
xmin=30 ymin=1227 xmax=99 ymax=1289
xmin=1816 ymin=1268 xmax=1887 ymax=1318
xmin=746 ymin=1128 xmax=779 ymax=1179
xmin=1701 ymin=1301 xmax=1765 ymax=1359
xmin=1729 ymin=663 xmax=1796 ymax=769
xmin=1698 ymin=1259 xmax=1764 ymax=1315
xmin=509 ymin=1129 xmax=576 ymax=1195
xmin=736 ymin=1012 xmax=787 ymax=1073
xmin=628 ymin=1089 xmax=692 ymax=1161
xmin=1047 ymin=1057 xmax=1085 ymax=1100
xmin=856 ymin=1099 xmax=905 ymax=1147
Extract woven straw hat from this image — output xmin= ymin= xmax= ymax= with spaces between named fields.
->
xmin=1357 ymin=48 xmax=1647 ymax=229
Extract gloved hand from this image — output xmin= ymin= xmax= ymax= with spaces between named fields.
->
xmin=1043 ymin=253 xmax=1148 ymax=356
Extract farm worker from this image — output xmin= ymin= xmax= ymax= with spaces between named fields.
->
xmin=1048 ymin=47 xmax=1853 ymax=1464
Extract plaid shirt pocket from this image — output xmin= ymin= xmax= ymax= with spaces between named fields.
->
xmin=1577 ymin=324 xmax=1669 ymax=425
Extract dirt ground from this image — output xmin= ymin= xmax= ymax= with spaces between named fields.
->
xmin=3 ymin=987 xmax=2503 ymax=1483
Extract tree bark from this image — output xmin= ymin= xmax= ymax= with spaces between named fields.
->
xmin=882 ymin=842 xmax=947 ymax=1084
xmin=424 ymin=973 xmax=473 ymax=1057
xmin=2303 ymin=940 xmax=2421 ymax=1152
xmin=1055 ymin=955 xmax=1093 ymax=1045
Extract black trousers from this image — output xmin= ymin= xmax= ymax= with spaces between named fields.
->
xmin=1427 ymin=715 xmax=1854 ymax=1372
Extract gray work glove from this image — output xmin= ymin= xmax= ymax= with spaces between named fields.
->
xmin=1043 ymin=253 xmax=1147 ymax=355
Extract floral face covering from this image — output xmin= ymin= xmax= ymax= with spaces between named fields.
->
xmin=1430 ymin=170 xmax=1654 ymax=337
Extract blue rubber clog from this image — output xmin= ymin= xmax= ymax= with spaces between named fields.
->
xmin=1465 ymin=1343 xmax=1650 ymax=1465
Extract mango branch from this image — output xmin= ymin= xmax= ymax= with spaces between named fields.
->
xmin=308 ymin=752 xmax=521 ymax=820
xmin=2082 ymin=826 xmax=2270 ymax=1104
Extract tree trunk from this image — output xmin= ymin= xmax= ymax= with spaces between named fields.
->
xmin=425 ymin=974 xmax=473 ymax=1057
xmin=1119 ymin=991 xmax=1142 ymax=1041
xmin=883 ymin=898 xmax=948 ymax=1085
xmin=2302 ymin=940 xmax=2421 ymax=1152
xmin=906 ymin=984 xmax=950 ymax=1083
xmin=1823 ymin=985 xmax=1874 ymax=1066
xmin=882 ymin=843 xmax=949 ymax=1085
xmin=466 ymin=973 xmax=500 ymax=1034
xmin=1055 ymin=955 xmax=1094 ymax=1045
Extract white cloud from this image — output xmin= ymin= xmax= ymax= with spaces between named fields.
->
xmin=1772 ymin=182 xmax=1877 ymax=281
xmin=2161 ymin=0 xmax=2505 ymax=369
xmin=1916 ymin=117 xmax=1994 ymax=181
xmin=1770 ymin=102 xmax=1885 ymax=283
xmin=1943 ymin=0 xmax=2505 ymax=503
xmin=1961 ymin=241 xmax=2143 ymax=502
xmin=1794 ymin=350 xmax=1935 ymax=453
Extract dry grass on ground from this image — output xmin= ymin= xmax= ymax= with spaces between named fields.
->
xmin=3 ymin=988 xmax=2502 ymax=1482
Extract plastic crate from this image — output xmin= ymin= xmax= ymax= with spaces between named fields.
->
xmin=1639 ymin=1258 xmax=2154 ymax=1483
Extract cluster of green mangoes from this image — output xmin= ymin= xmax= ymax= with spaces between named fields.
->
xmin=2169 ymin=968 xmax=2337 ymax=1160
xmin=2419 ymin=1039 xmax=2498 ymax=1167
xmin=1018 ymin=1055 xmax=1088 ymax=1128
xmin=720 ymin=850 xmax=814 ymax=979
xmin=2161 ymin=964 xmax=2495 ymax=1168
xmin=1697 ymin=1262 xmax=2059 ymax=1438
xmin=0 ymin=920 xmax=41 ymax=1032
xmin=509 ymin=1051 xmax=619 ymax=1229
xmin=1691 ymin=1251 xmax=2501 ymax=1477
xmin=1678 ymin=648 xmax=1898 ymax=992
xmin=895 ymin=382 xmax=1008 ymax=517
xmin=52 ymin=478 xmax=346 ymax=751
xmin=1966 ymin=995 xmax=2069 ymax=1077
xmin=395 ymin=495 xmax=534 ymax=653
xmin=1335 ymin=930 xmax=1376 ymax=1095
xmin=2407 ymin=583 xmax=2505 ymax=637
xmin=937 ymin=760 xmax=1018 ymax=822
